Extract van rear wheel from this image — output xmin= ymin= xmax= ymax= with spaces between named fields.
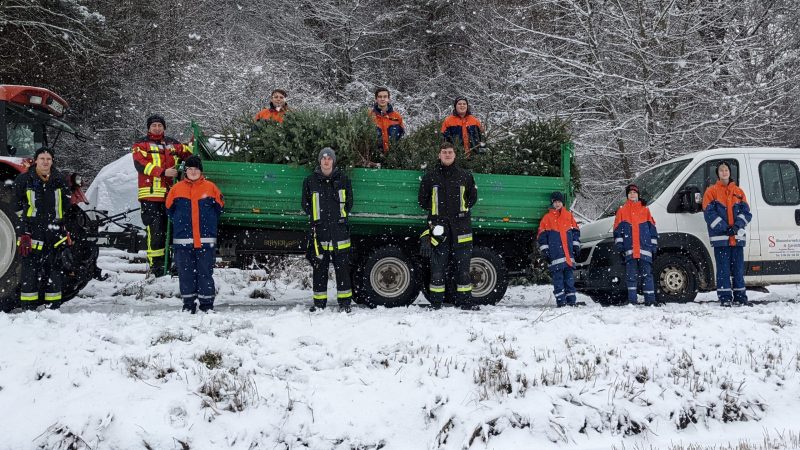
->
xmin=654 ymin=254 xmax=698 ymax=303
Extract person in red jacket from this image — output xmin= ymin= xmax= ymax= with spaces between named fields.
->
xmin=132 ymin=114 xmax=193 ymax=276
xmin=537 ymin=191 xmax=580 ymax=307
xmin=702 ymin=160 xmax=752 ymax=307
xmin=254 ymin=89 xmax=289 ymax=123
xmin=441 ymin=97 xmax=484 ymax=157
xmin=369 ymin=87 xmax=405 ymax=154
xmin=613 ymin=184 xmax=660 ymax=306
xmin=166 ymin=156 xmax=224 ymax=313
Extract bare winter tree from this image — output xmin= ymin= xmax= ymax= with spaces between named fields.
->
xmin=483 ymin=0 xmax=800 ymax=214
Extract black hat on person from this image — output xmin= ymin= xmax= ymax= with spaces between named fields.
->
xmin=318 ymin=147 xmax=336 ymax=164
xmin=33 ymin=147 xmax=54 ymax=160
xmin=550 ymin=191 xmax=565 ymax=205
xmin=146 ymin=114 xmax=166 ymax=130
xmin=625 ymin=184 xmax=640 ymax=195
xmin=184 ymin=155 xmax=203 ymax=172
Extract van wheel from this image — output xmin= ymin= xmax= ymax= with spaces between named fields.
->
xmin=654 ymin=254 xmax=698 ymax=303
xmin=0 ymin=187 xmax=21 ymax=312
xmin=359 ymin=246 xmax=419 ymax=307
xmin=470 ymin=247 xmax=508 ymax=305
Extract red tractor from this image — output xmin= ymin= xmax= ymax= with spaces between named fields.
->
xmin=0 ymin=85 xmax=99 ymax=311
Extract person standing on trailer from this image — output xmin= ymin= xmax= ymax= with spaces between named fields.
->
xmin=440 ymin=97 xmax=484 ymax=157
xmin=702 ymin=160 xmax=752 ymax=307
xmin=166 ymin=156 xmax=224 ymax=314
xmin=132 ymin=115 xmax=194 ymax=277
xmin=537 ymin=191 xmax=580 ymax=307
xmin=254 ymin=89 xmax=290 ymax=123
xmin=369 ymin=87 xmax=405 ymax=154
xmin=418 ymin=142 xmax=479 ymax=310
xmin=613 ymin=184 xmax=660 ymax=306
xmin=12 ymin=147 xmax=71 ymax=309
xmin=302 ymin=147 xmax=354 ymax=313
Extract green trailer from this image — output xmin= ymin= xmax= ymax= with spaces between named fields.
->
xmin=195 ymin=125 xmax=574 ymax=307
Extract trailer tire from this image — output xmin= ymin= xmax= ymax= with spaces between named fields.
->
xmin=586 ymin=290 xmax=628 ymax=307
xmin=358 ymin=246 xmax=419 ymax=307
xmin=469 ymin=246 xmax=508 ymax=305
xmin=0 ymin=187 xmax=98 ymax=312
xmin=654 ymin=253 xmax=698 ymax=303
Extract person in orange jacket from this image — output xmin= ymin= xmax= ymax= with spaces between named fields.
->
xmin=613 ymin=184 xmax=659 ymax=306
xmin=369 ymin=87 xmax=405 ymax=153
xmin=254 ymin=89 xmax=289 ymax=123
xmin=441 ymin=97 xmax=484 ymax=157
xmin=702 ymin=160 xmax=752 ymax=307
xmin=537 ymin=191 xmax=580 ymax=307
xmin=166 ymin=156 xmax=224 ymax=313
xmin=132 ymin=114 xmax=194 ymax=276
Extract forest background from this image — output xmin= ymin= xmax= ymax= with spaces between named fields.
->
xmin=2 ymin=0 xmax=799 ymax=215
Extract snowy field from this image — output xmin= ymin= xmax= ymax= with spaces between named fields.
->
xmin=2 ymin=249 xmax=800 ymax=450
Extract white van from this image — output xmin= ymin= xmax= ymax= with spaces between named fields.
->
xmin=575 ymin=148 xmax=800 ymax=305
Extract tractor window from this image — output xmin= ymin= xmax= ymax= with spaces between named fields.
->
xmin=6 ymin=108 xmax=44 ymax=157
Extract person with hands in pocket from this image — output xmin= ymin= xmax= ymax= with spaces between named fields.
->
xmin=702 ymin=160 xmax=752 ymax=307
xmin=12 ymin=147 xmax=71 ymax=309
xmin=613 ymin=184 xmax=660 ymax=306
xmin=537 ymin=191 xmax=580 ymax=307
xmin=301 ymin=147 xmax=354 ymax=313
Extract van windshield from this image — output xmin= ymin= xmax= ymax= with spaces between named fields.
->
xmin=599 ymin=159 xmax=692 ymax=218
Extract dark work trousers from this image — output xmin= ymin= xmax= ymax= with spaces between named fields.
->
xmin=429 ymin=240 xmax=473 ymax=307
xmin=550 ymin=266 xmax=576 ymax=306
xmin=140 ymin=201 xmax=167 ymax=273
xmin=19 ymin=245 xmax=63 ymax=304
xmin=311 ymin=250 xmax=352 ymax=308
xmin=625 ymin=258 xmax=655 ymax=304
xmin=174 ymin=246 xmax=216 ymax=312
xmin=714 ymin=246 xmax=746 ymax=304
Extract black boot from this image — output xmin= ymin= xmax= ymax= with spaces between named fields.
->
xmin=309 ymin=299 xmax=326 ymax=312
xmin=339 ymin=302 xmax=352 ymax=313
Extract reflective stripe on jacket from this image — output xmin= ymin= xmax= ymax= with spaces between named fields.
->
xmin=702 ymin=180 xmax=751 ymax=247
xmin=369 ymin=104 xmax=405 ymax=152
xmin=132 ymin=134 xmax=193 ymax=202
xmin=537 ymin=207 xmax=580 ymax=270
xmin=418 ymin=162 xmax=478 ymax=242
xmin=166 ymin=176 xmax=224 ymax=248
xmin=441 ymin=114 xmax=482 ymax=155
xmin=12 ymin=167 xmax=70 ymax=243
xmin=301 ymin=167 xmax=353 ymax=249
xmin=613 ymin=200 xmax=658 ymax=262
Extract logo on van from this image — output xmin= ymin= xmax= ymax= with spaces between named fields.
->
xmin=768 ymin=236 xmax=776 ymax=247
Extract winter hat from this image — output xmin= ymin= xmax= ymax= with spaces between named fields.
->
xmin=625 ymin=184 xmax=640 ymax=196
xmin=550 ymin=191 xmax=565 ymax=205
xmin=318 ymin=147 xmax=336 ymax=164
xmin=146 ymin=114 xmax=166 ymax=130
xmin=716 ymin=160 xmax=732 ymax=178
xmin=184 ymin=155 xmax=203 ymax=172
xmin=452 ymin=97 xmax=471 ymax=116
xmin=33 ymin=147 xmax=54 ymax=160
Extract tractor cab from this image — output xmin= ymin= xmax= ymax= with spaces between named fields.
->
xmin=0 ymin=85 xmax=81 ymax=161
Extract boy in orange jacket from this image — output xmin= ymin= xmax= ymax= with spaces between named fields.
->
xmin=537 ymin=192 xmax=580 ymax=307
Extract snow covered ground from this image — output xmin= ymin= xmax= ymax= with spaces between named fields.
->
xmin=1 ymin=249 xmax=800 ymax=450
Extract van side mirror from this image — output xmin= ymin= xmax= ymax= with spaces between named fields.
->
xmin=677 ymin=186 xmax=702 ymax=213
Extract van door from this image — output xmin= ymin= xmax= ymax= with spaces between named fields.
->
xmin=750 ymin=154 xmax=800 ymax=283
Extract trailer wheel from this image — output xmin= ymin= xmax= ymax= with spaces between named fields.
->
xmin=586 ymin=290 xmax=628 ymax=307
xmin=0 ymin=187 xmax=21 ymax=312
xmin=470 ymin=247 xmax=508 ymax=305
xmin=654 ymin=254 xmax=698 ymax=303
xmin=0 ymin=187 xmax=98 ymax=312
xmin=359 ymin=246 xmax=419 ymax=307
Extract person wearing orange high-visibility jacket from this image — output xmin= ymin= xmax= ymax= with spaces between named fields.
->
xmin=613 ymin=184 xmax=660 ymax=306
xmin=254 ymin=89 xmax=290 ymax=123
xmin=369 ymin=87 xmax=405 ymax=153
xmin=440 ymin=97 xmax=484 ymax=157
xmin=166 ymin=156 xmax=224 ymax=314
xmin=132 ymin=114 xmax=193 ymax=277
xmin=537 ymin=191 xmax=580 ymax=307
xmin=702 ymin=160 xmax=753 ymax=307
